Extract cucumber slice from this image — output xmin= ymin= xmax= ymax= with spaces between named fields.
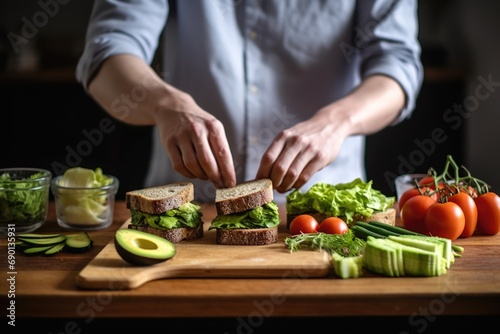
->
xmin=44 ymin=242 xmax=66 ymax=255
xmin=375 ymin=238 xmax=405 ymax=276
xmin=364 ymin=236 xmax=446 ymax=277
xmin=18 ymin=235 xmax=67 ymax=245
xmin=17 ymin=233 xmax=62 ymax=238
xmin=364 ymin=238 xmax=398 ymax=277
xmin=24 ymin=245 xmax=54 ymax=255
xmin=396 ymin=235 xmax=453 ymax=269
xmin=387 ymin=235 xmax=440 ymax=254
xmin=65 ymin=232 xmax=93 ymax=253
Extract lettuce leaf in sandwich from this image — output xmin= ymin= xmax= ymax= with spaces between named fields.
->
xmin=130 ymin=202 xmax=203 ymax=230
xmin=209 ymin=202 xmax=280 ymax=230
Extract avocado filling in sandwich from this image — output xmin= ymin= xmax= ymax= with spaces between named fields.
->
xmin=286 ymin=178 xmax=395 ymax=225
xmin=130 ymin=202 xmax=203 ymax=230
xmin=209 ymin=202 xmax=280 ymax=230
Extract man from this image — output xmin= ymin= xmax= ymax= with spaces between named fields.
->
xmin=76 ymin=0 xmax=423 ymax=203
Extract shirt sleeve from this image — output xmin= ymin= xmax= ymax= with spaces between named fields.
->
xmin=75 ymin=0 xmax=169 ymax=90
xmin=355 ymin=0 xmax=424 ymax=124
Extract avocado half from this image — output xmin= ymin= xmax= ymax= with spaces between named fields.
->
xmin=114 ymin=229 xmax=176 ymax=266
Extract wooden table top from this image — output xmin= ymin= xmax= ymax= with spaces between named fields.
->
xmin=1 ymin=201 xmax=499 ymax=322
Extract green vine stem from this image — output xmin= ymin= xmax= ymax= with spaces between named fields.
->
xmin=420 ymin=155 xmax=491 ymax=199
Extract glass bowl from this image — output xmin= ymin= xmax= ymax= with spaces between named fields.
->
xmin=51 ymin=174 xmax=119 ymax=231
xmin=0 ymin=168 xmax=52 ymax=234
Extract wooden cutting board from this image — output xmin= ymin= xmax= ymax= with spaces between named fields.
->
xmin=75 ymin=220 xmax=332 ymax=290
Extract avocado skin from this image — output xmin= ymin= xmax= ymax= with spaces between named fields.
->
xmin=114 ymin=229 xmax=176 ymax=266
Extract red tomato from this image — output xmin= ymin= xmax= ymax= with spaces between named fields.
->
xmin=418 ymin=176 xmax=436 ymax=189
xmin=461 ymin=185 xmax=479 ymax=198
xmin=425 ymin=202 xmax=465 ymax=240
xmin=447 ymin=192 xmax=478 ymax=238
xmin=398 ymin=187 xmax=437 ymax=213
xmin=474 ymin=192 xmax=500 ymax=236
xmin=401 ymin=195 xmax=436 ymax=235
xmin=289 ymin=214 xmax=319 ymax=235
xmin=318 ymin=217 xmax=348 ymax=235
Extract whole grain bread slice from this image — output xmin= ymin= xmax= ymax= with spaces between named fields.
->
xmin=128 ymin=223 xmax=204 ymax=243
xmin=286 ymin=208 xmax=396 ymax=228
xmin=215 ymin=178 xmax=274 ymax=215
xmin=126 ymin=182 xmax=194 ymax=214
xmin=215 ymin=227 xmax=278 ymax=245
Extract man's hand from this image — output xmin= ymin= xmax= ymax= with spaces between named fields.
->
xmin=155 ymin=94 xmax=237 ymax=189
xmin=256 ymin=107 xmax=349 ymax=193
xmin=256 ymin=75 xmax=405 ymax=193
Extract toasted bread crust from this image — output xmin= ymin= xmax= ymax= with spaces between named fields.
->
xmin=215 ymin=227 xmax=278 ymax=245
xmin=128 ymin=223 xmax=204 ymax=243
xmin=215 ymin=178 xmax=274 ymax=215
xmin=126 ymin=182 xmax=194 ymax=214
xmin=286 ymin=208 xmax=396 ymax=228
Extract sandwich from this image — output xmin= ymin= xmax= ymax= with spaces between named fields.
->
xmin=125 ymin=182 xmax=204 ymax=243
xmin=209 ymin=178 xmax=280 ymax=245
xmin=286 ymin=178 xmax=396 ymax=228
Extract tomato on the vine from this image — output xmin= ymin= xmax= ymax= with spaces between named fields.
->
xmin=398 ymin=187 xmax=437 ymax=213
xmin=424 ymin=202 xmax=465 ymax=240
xmin=318 ymin=217 xmax=348 ymax=235
xmin=289 ymin=214 xmax=319 ymax=236
xmin=401 ymin=195 xmax=436 ymax=235
xmin=474 ymin=192 xmax=500 ymax=236
xmin=418 ymin=175 xmax=435 ymax=188
xmin=447 ymin=192 xmax=477 ymax=238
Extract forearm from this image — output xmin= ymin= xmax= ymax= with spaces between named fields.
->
xmin=326 ymin=75 xmax=406 ymax=137
xmin=87 ymin=54 xmax=186 ymax=126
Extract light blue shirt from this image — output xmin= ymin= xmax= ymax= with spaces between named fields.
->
xmin=76 ymin=0 xmax=423 ymax=203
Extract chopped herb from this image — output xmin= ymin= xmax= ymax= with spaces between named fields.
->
xmin=284 ymin=230 xmax=365 ymax=257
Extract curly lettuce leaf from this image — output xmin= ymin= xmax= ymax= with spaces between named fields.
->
xmin=286 ymin=179 xmax=395 ymax=224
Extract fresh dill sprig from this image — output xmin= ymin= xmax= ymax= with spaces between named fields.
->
xmin=284 ymin=230 xmax=365 ymax=257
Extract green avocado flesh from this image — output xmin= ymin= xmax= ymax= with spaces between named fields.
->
xmin=114 ymin=229 xmax=176 ymax=266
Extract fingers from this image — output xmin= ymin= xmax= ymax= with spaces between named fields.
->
xmin=165 ymin=117 xmax=236 ymax=189
xmin=195 ymin=119 xmax=236 ymax=188
xmin=257 ymin=129 xmax=333 ymax=193
xmin=207 ymin=125 xmax=237 ymax=188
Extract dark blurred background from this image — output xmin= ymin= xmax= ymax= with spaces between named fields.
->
xmin=1 ymin=0 xmax=499 ymax=199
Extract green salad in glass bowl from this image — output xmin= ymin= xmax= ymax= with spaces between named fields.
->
xmin=0 ymin=168 xmax=52 ymax=234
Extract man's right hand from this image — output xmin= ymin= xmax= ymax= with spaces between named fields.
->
xmin=154 ymin=92 xmax=237 ymax=189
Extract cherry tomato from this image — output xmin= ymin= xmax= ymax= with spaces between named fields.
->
xmin=447 ymin=192 xmax=477 ymax=238
xmin=401 ymin=195 xmax=436 ymax=235
xmin=398 ymin=186 xmax=437 ymax=213
xmin=474 ymin=192 xmax=500 ymax=236
xmin=318 ymin=217 xmax=348 ymax=235
xmin=424 ymin=202 xmax=465 ymax=240
xmin=289 ymin=214 xmax=319 ymax=236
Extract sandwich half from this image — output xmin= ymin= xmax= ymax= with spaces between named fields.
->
xmin=125 ymin=182 xmax=204 ymax=243
xmin=209 ymin=178 xmax=280 ymax=245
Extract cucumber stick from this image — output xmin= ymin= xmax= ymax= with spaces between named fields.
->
xmin=364 ymin=239 xmax=399 ymax=277
xmin=365 ymin=221 xmax=464 ymax=254
xmin=331 ymin=253 xmax=363 ymax=279
xmin=363 ymin=236 xmax=448 ymax=277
